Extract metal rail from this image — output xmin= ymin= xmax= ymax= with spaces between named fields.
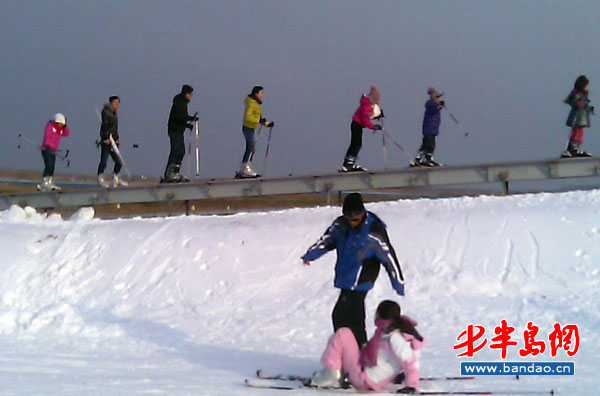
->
xmin=1 ymin=157 xmax=600 ymax=210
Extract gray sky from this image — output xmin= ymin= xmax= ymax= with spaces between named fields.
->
xmin=1 ymin=1 xmax=599 ymax=179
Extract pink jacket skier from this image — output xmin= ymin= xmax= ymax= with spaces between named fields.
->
xmin=311 ymin=300 xmax=424 ymax=393
xmin=342 ymin=86 xmax=383 ymax=172
xmin=38 ymin=113 xmax=70 ymax=191
xmin=42 ymin=116 xmax=70 ymax=152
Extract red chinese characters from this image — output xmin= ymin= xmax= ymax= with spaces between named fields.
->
xmin=454 ymin=324 xmax=487 ymax=358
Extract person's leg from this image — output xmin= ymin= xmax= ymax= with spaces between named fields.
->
xmin=242 ymin=127 xmax=255 ymax=163
xmin=332 ymin=290 xmax=367 ymax=346
xmin=42 ymin=149 xmax=56 ymax=177
xmin=109 ymin=147 xmax=122 ymax=175
xmin=165 ymin=134 xmax=185 ymax=179
xmin=318 ymin=327 xmax=370 ymax=391
xmin=97 ymin=144 xmax=110 ymax=175
xmin=343 ymin=121 xmax=363 ymax=168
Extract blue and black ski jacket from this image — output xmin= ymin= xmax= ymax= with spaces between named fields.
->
xmin=302 ymin=211 xmax=405 ymax=295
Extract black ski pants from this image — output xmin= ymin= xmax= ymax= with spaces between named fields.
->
xmin=344 ymin=121 xmax=364 ymax=160
xmin=41 ymin=149 xmax=56 ymax=177
xmin=166 ymin=133 xmax=185 ymax=168
xmin=419 ymin=134 xmax=436 ymax=155
xmin=97 ymin=143 xmax=122 ymax=175
xmin=332 ymin=289 xmax=368 ymax=347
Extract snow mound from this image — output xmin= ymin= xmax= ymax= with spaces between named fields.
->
xmin=0 ymin=190 xmax=598 ymax=395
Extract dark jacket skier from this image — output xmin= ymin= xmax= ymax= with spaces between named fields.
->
xmin=164 ymin=84 xmax=198 ymax=183
xmin=97 ymin=96 xmax=127 ymax=187
xmin=302 ymin=193 xmax=405 ymax=346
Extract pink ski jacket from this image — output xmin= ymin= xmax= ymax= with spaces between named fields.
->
xmin=42 ymin=121 xmax=70 ymax=152
xmin=352 ymin=95 xmax=377 ymax=130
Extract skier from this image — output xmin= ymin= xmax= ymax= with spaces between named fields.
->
xmin=97 ymin=96 xmax=128 ymax=187
xmin=38 ymin=113 xmax=70 ymax=191
xmin=341 ymin=86 xmax=383 ymax=172
xmin=302 ymin=193 xmax=405 ymax=347
xmin=237 ymin=85 xmax=274 ymax=178
xmin=310 ymin=300 xmax=424 ymax=394
xmin=562 ymin=75 xmax=595 ymax=158
xmin=164 ymin=84 xmax=198 ymax=183
xmin=413 ymin=87 xmax=444 ymax=167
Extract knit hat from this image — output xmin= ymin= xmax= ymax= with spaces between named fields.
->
xmin=342 ymin=193 xmax=366 ymax=216
xmin=427 ymin=87 xmax=443 ymax=98
xmin=54 ymin=113 xmax=66 ymax=125
xmin=368 ymin=85 xmax=381 ymax=104
xmin=181 ymin=84 xmax=194 ymax=95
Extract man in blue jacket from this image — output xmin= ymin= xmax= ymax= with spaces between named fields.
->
xmin=414 ymin=87 xmax=445 ymax=167
xmin=302 ymin=193 xmax=405 ymax=346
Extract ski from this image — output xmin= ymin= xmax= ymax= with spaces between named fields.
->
xmin=245 ymin=378 xmax=352 ymax=393
xmin=257 ymin=369 xmax=475 ymax=383
xmin=234 ymin=172 xmax=261 ymax=179
xmin=246 ymin=379 xmax=552 ymax=395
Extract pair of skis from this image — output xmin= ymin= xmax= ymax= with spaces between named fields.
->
xmin=246 ymin=370 xmax=555 ymax=395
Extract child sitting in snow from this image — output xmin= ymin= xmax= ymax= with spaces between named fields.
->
xmin=310 ymin=300 xmax=424 ymax=394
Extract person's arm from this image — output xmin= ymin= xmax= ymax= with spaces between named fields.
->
xmin=357 ymin=97 xmax=378 ymax=130
xmin=368 ymin=220 xmax=405 ymax=295
xmin=301 ymin=220 xmax=340 ymax=264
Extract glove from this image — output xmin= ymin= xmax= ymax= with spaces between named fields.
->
xmin=186 ymin=123 xmax=193 ymax=130
xmin=591 ymin=106 xmax=595 ymax=115
xmin=260 ymin=117 xmax=266 ymax=125
xmin=374 ymin=124 xmax=382 ymax=131
xmin=440 ymin=100 xmax=445 ymax=107
xmin=192 ymin=112 xmax=199 ymax=122
xmin=379 ymin=109 xmax=385 ymax=119
xmin=267 ymin=121 xmax=274 ymax=128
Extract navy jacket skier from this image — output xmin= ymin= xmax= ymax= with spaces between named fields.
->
xmin=415 ymin=87 xmax=444 ymax=166
xmin=302 ymin=193 xmax=405 ymax=346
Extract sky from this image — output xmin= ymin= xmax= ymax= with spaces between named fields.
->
xmin=1 ymin=1 xmax=600 ymax=180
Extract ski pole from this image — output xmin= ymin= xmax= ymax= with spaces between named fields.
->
xmin=263 ymin=126 xmax=273 ymax=175
xmin=249 ymin=125 xmax=263 ymax=162
xmin=187 ymin=129 xmax=192 ymax=177
xmin=18 ymin=133 xmax=70 ymax=166
xmin=194 ymin=119 xmax=200 ymax=177
xmin=443 ymin=107 xmax=470 ymax=137
xmin=381 ymin=119 xmax=388 ymax=170
xmin=109 ymin=135 xmax=132 ymax=179
xmin=380 ymin=129 xmax=415 ymax=165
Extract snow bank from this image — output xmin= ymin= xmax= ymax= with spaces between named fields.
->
xmin=0 ymin=191 xmax=598 ymax=395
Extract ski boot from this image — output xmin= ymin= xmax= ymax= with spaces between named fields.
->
xmin=235 ymin=162 xmax=260 ymax=179
xmin=37 ymin=176 xmax=52 ymax=191
xmin=425 ymin=153 xmax=442 ymax=167
xmin=310 ymin=367 xmax=341 ymax=388
xmin=340 ymin=156 xmax=367 ymax=172
xmin=174 ymin=165 xmax=191 ymax=182
xmin=98 ymin=174 xmax=111 ymax=188
xmin=113 ymin=173 xmax=129 ymax=187
xmin=397 ymin=386 xmax=417 ymax=394
xmin=163 ymin=164 xmax=184 ymax=183
xmin=46 ymin=177 xmax=61 ymax=191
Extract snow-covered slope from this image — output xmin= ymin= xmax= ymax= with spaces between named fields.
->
xmin=1 ymin=191 xmax=599 ymax=395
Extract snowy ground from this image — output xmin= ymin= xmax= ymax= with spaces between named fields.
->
xmin=1 ymin=191 xmax=599 ymax=396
